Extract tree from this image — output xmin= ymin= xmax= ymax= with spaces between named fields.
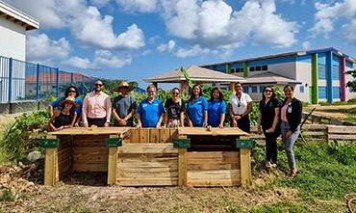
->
xmin=346 ymin=70 xmax=356 ymax=92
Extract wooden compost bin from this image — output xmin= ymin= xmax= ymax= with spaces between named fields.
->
xmin=176 ymin=127 xmax=251 ymax=187
xmin=113 ymin=128 xmax=178 ymax=186
xmin=41 ymin=127 xmax=129 ymax=186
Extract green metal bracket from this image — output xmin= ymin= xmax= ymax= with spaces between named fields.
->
xmin=173 ymin=138 xmax=191 ymax=148
xmin=105 ymin=138 xmax=122 ymax=147
xmin=235 ymin=139 xmax=255 ymax=149
xmin=41 ymin=138 xmax=59 ymax=148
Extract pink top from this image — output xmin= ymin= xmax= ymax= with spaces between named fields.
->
xmin=82 ymin=91 xmax=112 ymax=124
xmin=281 ymin=104 xmax=288 ymax=122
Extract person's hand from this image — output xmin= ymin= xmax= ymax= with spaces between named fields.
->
xmin=119 ymin=119 xmax=126 ymax=126
xmin=74 ymin=123 xmax=79 ymax=127
xmin=188 ymin=120 xmax=193 ymax=127
xmin=286 ymin=130 xmax=293 ymax=139
xmin=234 ymin=115 xmax=241 ymax=121
xmin=266 ymin=128 xmax=275 ymax=133
xmin=219 ymin=124 xmax=224 ymax=128
xmin=156 ymin=123 xmax=162 ymax=129
xmin=232 ymin=119 xmax=238 ymax=127
xmin=83 ymin=123 xmax=88 ymax=127
xmin=104 ymin=122 xmax=109 ymax=127
xmin=136 ymin=123 xmax=142 ymax=128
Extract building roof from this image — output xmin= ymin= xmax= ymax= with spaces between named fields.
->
xmin=144 ymin=65 xmax=246 ymax=83
xmin=0 ymin=0 xmax=39 ymax=30
xmin=243 ymin=72 xmax=302 ymax=85
xmin=202 ymin=47 xmax=355 ymax=67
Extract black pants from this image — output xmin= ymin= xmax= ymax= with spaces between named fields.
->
xmin=264 ymin=132 xmax=279 ymax=164
xmin=88 ymin=117 xmax=106 ymax=127
xmin=238 ymin=116 xmax=250 ymax=133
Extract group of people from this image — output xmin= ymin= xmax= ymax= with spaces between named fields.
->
xmin=48 ymin=80 xmax=302 ymax=177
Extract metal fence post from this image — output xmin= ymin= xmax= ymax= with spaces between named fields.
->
xmin=8 ymin=58 xmax=13 ymax=103
xmin=56 ymin=68 xmax=59 ymax=97
xmin=36 ymin=64 xmax=40 ymax=100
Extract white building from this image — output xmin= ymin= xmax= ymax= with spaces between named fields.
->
xmin=0 ymin=0 xmax=39 ymax=102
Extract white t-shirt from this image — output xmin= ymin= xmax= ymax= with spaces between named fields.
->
xmin=228 ymin=93 xmax=252 ymax=115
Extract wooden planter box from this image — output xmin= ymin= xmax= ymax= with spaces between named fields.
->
xmin=42 ymin=127 xmax=253 ymax=187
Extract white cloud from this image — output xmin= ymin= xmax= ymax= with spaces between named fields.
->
xmin=175 ymin=45 xmax=210 ymax=58
xmin=62 ymin=56 xmax=91 ymax=69
xmin=157 ymin=40 xmax=176 ymax=52
xmin=26 ymin=32 xmax=70 ymax=64
xmin=302 ymin=41 xmax=311 ymax=50
xmin=6 ymin=0 xmax=146 ymax=50
xmin=90 ymin=0 xmax=111 ymax=7
xmin=160 ymin=0 xmax=298 ymax=50
xmin=310 ymin=0 xmax=356 ymax=43
xmin=71 ymin=7 xmax=145 ymax=49
xmin=116 ymin=0 xmax=158 ymax=13
xmin=93 ymin=50 xmax=132 ymax=68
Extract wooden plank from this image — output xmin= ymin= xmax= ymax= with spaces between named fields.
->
xmin=116 ymin=178 xmax=178 ymax=186
xmin=118 ymin=156 xmax=178 ymax=164
xmin=73 ymin=164 xmax=108 ymax=172
xmin=129 ymin=129 xmax=139 ymax=143
xmin=73 ymin=147 xmax=108 ymax=154
xmin=187 ymin=163 xmax=239 ymax=171
xmin=178 ymin=127 xmax=249 ymax=136
xmin=187 ymin=179 xmax=241 ymax=187
xmin=159 ymin=128 xmax=171 ymax=143
xmin=328 ymin=134 xmax=356 ymax=140
xmin=48 ymin=127 xmax=130 ymax=136
xmin=178 ymin=135 xmax=188 ymax=186
xmin=139 ymin=128 xmax=150 ymax=143
xmin=108 ymin=135 xmax=119 ymax=185
xmin=117 ymin=169 xmax=178 ymax=178
xmin=150 ymin=129 xmax=160 ymax=143
xmin=187 ymin=151 xmax=239 ymax=164
xmin=117 ymin=143 xmax=178 ymax=154
xmin=187 ymin=169 xmax=241 ymax=186
xmin=240 ymin=149 xmax=251 ymax=186
xmin=328 ymin=126 xmax=356 ymax=134
xmin=44 ymin=135 xmax=59 ymax=186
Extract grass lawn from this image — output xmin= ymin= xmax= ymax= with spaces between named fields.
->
xmin=1 ymin=142 xmax=355 ymax=212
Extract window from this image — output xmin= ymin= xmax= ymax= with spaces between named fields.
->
xmin=318 ymin=64 xmax=327 ymax=79
xmin=299 ymin=85 xmax=304 ymax=93
xmin=249 ymin=67 xmax=255 ymax=72
xmin=251 ymin=86 xmax=258 ymax=93
xmin=259 ymin=86 xmax=265 ymax=92
xmin=319 ymin=86 xmax=327 ymax=99
xmin=333 ymin=87 xmax=340 ymax=99
xmin=262 ymin=65 xmax=268 ymax=71
xmin=236 ymin=68 xmax=242 ymax=73
xmin=332 ymin=65 xmax=340 ymax=80
xmin=243 ymin=86 xmax=249 ymax=92
xmin=230 ymin=68 xmax=235 ymax=73
xmin=256 ymin=66 xmax=262 ymax=71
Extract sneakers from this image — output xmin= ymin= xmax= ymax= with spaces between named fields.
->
xmin=265 ymin=161 xmax=277 ymax=168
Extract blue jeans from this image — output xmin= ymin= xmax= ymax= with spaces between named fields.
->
xmin=281 ymin=122 xmax=300 ymax=170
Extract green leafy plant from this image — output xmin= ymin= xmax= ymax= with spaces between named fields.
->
xmin=0 ymin=189 xmax=15 ymax=202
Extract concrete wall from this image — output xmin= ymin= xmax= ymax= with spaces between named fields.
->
xmin=295 ymin=62 xmax=312 ymax=103
xmin=0 ymin=100 xmax=47 ymax=114
xmin=0 ymin=17 xmax=26 ymax=61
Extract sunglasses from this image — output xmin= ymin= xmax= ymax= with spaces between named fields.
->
xmin=69 ymin=90 xmax=76 ymax=93
xmin=264 ymin=90 xmax=272 ymax=93
xmin=172 ymin=92 xmax=180 ymax=95
xmin=95 ymin=84 xmax=103 ymax=87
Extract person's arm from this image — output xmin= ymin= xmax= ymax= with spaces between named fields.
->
xmin=82 ymin=95 xmax=89 ymax=127
xmin=180 ymin=100 xmax=185 ymax=127
xmin=70 ymin=112 xmax=77 ymax=127
xmin=112 ymin=109 xmax=122 ymax=124
xmin=289 ymin=100 xmax=303 ymax=133
xmin=203 ymin=98 xmax=208 ymax=127
xmin=257 ymin=111 xmax=262 ymax=133
xmin=105 ymin=96 xmax=112 ymax=127
xmin=156 ymin=102 xmax=165 ymax=128
xmin=136 ymin=113 xmax=142 ymax=128
xmin=219 ymin=101 xmax=226 ymax=128
xmin=47 ymin=110 xmax=60 ymax=131
xmin=164 ymin=112 xmax=169 ymax=127
xmin=186 ymin=102 xmax=193 ymax=127
xmin=228 ymin=103 xmax=237 ymax=127
xmin=124 ymin=101 xmax=136 ymax=123
xmin=242 ymin=101 xmax=252 ymax=118
xmin=48 ymin=105 xmax=54 ymax=118
xmin=269 ymin=108 xmax=280 ymax=132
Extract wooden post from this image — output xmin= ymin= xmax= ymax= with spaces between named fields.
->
xmin=175 ymin=135 xmax=190 ymax=186
xmin=240 ymin=149 xmax=251 ymax=186
xmin=230 ymin=82 xmax=235 ymax=93
xmin=105 ymin=135 xmax=122 ymax=185
xmin=43 ymin=135 xmax=59 ymax=186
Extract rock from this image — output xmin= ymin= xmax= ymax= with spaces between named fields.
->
xmin=27 ymin=151 xmax=43 ymax=162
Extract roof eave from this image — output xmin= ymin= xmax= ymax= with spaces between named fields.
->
xmin=0 ymin=2 xmax=40 ymax=30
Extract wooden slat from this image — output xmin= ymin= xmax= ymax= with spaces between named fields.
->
xmin=73 ymin=164 xmax=107 ymax=172
xmin=116 ymin=178 xmax=178 ymax=186
xmin=240 ymin=149 xmax=251 ymax=186
xmin=118 ymin=143 xmax=178 ymax=154
xmin=139 ymin=128 xmax=150 ymax=143
xmin=187 ymin=151 xmax=239 ymax=164
xmin=48 ymin=127 xmax=130 ymax=135
xmin=178 ymin=127 xmax=249 ymax=136
xmin=187 ymin=163 xmax=239 ymax=171
xmin=328 ymin=134 xmax=356 ymax=140
xmin=150 ymin=129 xmax=160 ymax=143
xmin=187 ymin=169 xmax=241 ymax=186
xmin=328 ymin=126 xmax=356 ymax=134
xmin=188 ymin=179 xmax=241 ymax=187
xmin=107 ymin=146 xmax=118 ymax=185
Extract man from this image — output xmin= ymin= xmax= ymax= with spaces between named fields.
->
xmin=136 ymin=84 xmax=164 ymax=128
xmin=112 ymin=81 xmax=136 ymax=127
xmin=48 ymin=86 xmax=82 ymax=126
xmin=82 ymin=80 xmax=112 ymax=127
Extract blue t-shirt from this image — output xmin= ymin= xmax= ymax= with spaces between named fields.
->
xmin=186 ymin=96 xmax=208 ymax=127
xmin=208 ymin=100 xmax=226 ymax=127
xmin=50 ymin=97 xmax=83 ymax=116
xmin=137 ymin=98 xmax=165 ymax=127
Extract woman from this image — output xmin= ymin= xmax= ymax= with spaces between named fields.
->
xmin=164 ymin=88 xmax=185 ymax=127
xmin=186 ymin=84 xmax=208 ymax=127
xmin=208 ymin=87 xmax=226 ymax=128
xmin=257 ymin=86 xmax=281 ymax=168
xmin=281 ymin=85 xmax=302 ymax=177
xmin=48 ymin=96 xmax=78 ymax=131
xmin=228 ymin=83 xmax=252 ymax=132
xmin=112 ymin=81 xmax=136 ymax=127
xmin=136 ymin=84 xmax=165 ymax=128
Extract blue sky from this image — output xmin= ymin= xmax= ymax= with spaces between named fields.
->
xmin=5 ymin=0 xmax=356 ymax=87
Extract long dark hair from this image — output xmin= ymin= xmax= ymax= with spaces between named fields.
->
xmin=189 ymin=84 xmax=203 ymax=102
xmin=65 ymin=86 xmax=80 ymax=98
xmin=209 ymin=87 xmax=224 ymax=102
xmin=261 ymin=86 xmax=276 ymax=102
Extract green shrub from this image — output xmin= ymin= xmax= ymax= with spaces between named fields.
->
xmin=0 ymin=189 xmax=14 ymax=202
xmin=0 ymin=111 xmax=48 ymax=163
